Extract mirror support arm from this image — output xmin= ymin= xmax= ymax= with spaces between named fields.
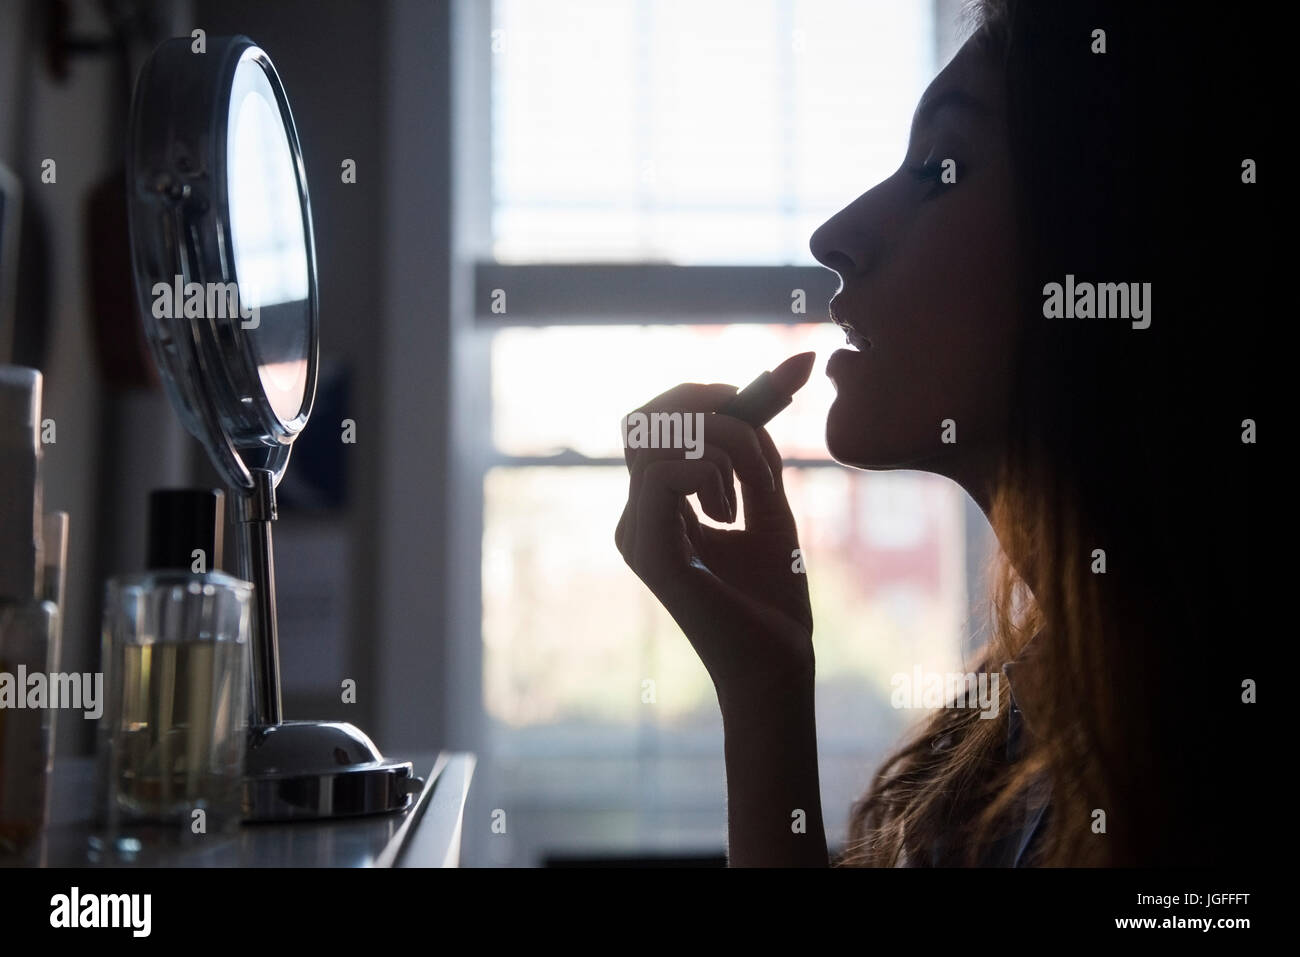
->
xmin=233 ymin=467 xmax=282 ymax=727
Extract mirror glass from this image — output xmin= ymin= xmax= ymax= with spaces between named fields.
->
xmin=129 ymin=36 xmax=317 ymax=491
xmin=226 ymin=52 xmax=311 ymax=428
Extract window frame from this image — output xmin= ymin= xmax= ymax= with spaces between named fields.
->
xmin=446 ymin=0 xmax=984 ymax=865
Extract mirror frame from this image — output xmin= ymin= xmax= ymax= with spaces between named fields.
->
xmin=126 ymin=34 xmax=319 ymax=491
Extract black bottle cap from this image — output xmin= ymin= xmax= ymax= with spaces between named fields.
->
xmin=147 ymin=488 xmax=224 ymax=572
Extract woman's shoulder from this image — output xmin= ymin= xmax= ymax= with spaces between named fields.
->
xmin=896 ymin=633 xmax=1051 ymax=868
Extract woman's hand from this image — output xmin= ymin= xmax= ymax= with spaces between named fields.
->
xmin=614 ymin=382 xmax=814 ymax=706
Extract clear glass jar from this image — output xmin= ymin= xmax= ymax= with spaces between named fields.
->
xmin=95 ymin=570 xmax=251 ymax=851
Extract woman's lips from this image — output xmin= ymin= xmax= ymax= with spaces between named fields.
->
xmin=826 ymin=347 xmax=869 ymax=383
xmin=844 ymin=329 xmax=872 ymax=351
xmin=829 ymin=301 xmax=871 ymax=352
xmin=831 ymin=321 xmax=872 ymax=352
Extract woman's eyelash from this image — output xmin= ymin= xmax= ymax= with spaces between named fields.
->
xmin=905 ymin=156 xmax=958 ymax=198
xmin=908 ymin=159 xmax=947 ymax=183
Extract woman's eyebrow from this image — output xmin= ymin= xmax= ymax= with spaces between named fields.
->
xmin=914 ymin=88 xmax=990 ymax=127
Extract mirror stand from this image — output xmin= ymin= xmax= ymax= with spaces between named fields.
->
xmin=233 ymin=468 xmax=281 ymax=726
xmin=128 ymin=35 xmax=418 ymax=822
xmin=234 ymin=468 xmax=419 ymax=821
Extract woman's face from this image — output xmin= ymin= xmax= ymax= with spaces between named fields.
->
xmin=811 ymin=33 xmax=1022 ymax=481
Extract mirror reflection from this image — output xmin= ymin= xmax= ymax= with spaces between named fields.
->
xmin=226 ymin=53 xmax=310 ymax=427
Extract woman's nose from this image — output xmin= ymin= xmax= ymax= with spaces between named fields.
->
xmin=809 ymin=206 xmax=865 ymax=281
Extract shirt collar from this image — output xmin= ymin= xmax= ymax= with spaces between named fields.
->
xmin=1001 ymin=629 xmax=1046 ymax=729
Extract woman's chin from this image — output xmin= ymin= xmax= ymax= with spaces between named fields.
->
xmin=827 ymin=439 xmax=884 ymax=469
xmin=825 ymin=396 xmax=921 ymax=470
xmin=825 ymin=402 xmax=883 ymax=468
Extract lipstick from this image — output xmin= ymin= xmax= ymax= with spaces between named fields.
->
xmin=718 ymin=351 xmax=816 ymax=428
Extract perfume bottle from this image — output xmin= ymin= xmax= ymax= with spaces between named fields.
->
xmin=95 ymin=489 xmax=251 ymax=852
xmin=0 ymin=366 xmax=60 ymax=860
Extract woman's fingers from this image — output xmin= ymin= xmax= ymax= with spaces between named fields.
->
xmin=630 ymin=458 xmax=727 ymax=589
xmin=701 ymin=413 xmax=777 ymax=493
xmin=628 ymin=442 xmax=735 ymax=520
xmin=633 ymin=382 xmax=740 ymax=415
xmin=617 ymin=382 xmax=795 ymax=569
xmin=740 ymin=426 xmax=798 ymax=534
xmin=623 ymin=409 xmax=771 ymax=511
xmin=621 ymin=383 xmax=739 ymax=467
xmin=616 ymin=453 xmax=729 ymax=567
xmin=678 ymin=497 xmax=703 ymax=547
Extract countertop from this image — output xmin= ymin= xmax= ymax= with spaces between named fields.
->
xmin=14 ymin=750 xmax=475 ymax=867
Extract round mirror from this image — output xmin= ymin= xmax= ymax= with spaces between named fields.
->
xmin=226 ymin=49 xmax=312 ymax=430
xmin=123 ymin=35 xmax=413 ymax=819
xmin=127 ymin=35 xmax=318 ymax=491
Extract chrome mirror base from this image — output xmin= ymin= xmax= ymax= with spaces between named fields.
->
xmin=242 ymin=721 xmax=419 ymax=822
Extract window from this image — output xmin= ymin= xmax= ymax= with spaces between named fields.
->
xmin=490 ymin=0 xmax=935 ymax=265
xmin=463 ymin=0 xmax=989 ymax=866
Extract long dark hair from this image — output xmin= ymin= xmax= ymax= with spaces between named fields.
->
xmin=838 ymin=0 xmax=1268 ymax=866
